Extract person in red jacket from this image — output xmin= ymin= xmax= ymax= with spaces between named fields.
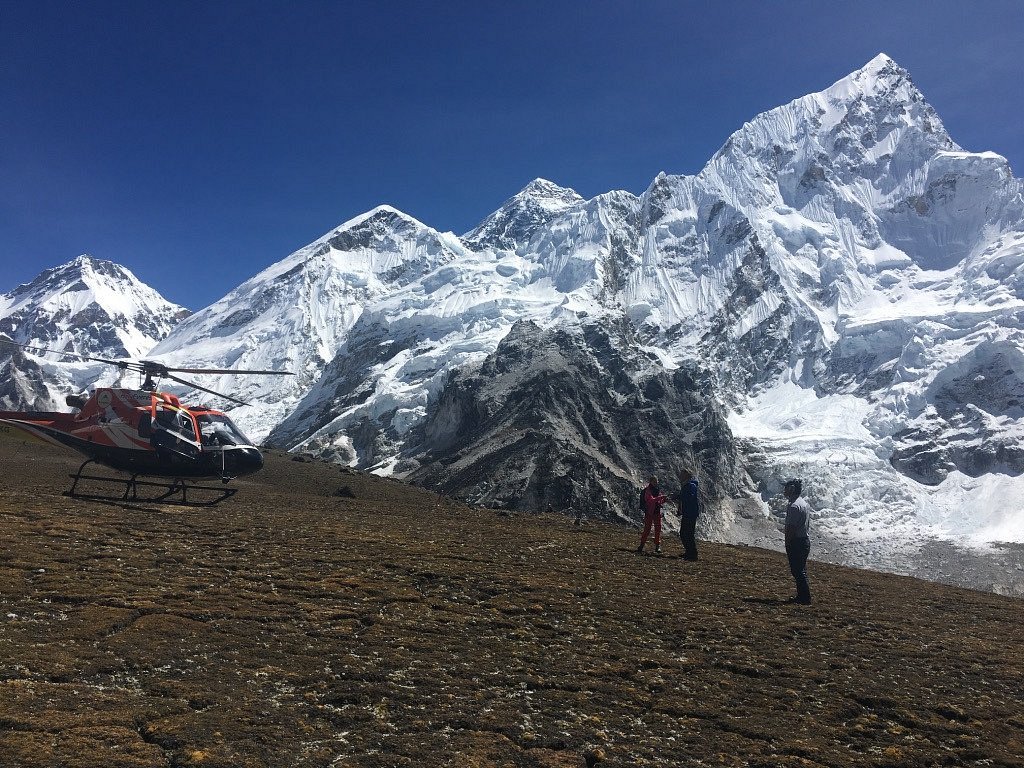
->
xmin=637 ymin=476 xmax=668 ymax=555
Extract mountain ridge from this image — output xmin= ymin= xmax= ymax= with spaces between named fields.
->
xmin=4 ymin=54 xmax=1023 ymax=585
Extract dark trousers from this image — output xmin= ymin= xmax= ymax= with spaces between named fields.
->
xmin=679 ymin=517 xmax=698 ymax=560
xmin=786 ymin=539 xmax=811 ymax=603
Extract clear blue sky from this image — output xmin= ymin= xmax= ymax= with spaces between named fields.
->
xmin=3 ymin=0 xmax=1023 ymax=309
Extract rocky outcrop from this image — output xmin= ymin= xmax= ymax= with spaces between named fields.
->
xmin=0 ymin=347 xmax=53 ymax=411
xmin=405 ymin=321 xmax=748 ymax=527
xmin=890 ymin=338 xmax=1024 ymax=484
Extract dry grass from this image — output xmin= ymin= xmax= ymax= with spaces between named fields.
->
xmin=1 ymin=427 xmax=1022 ymax=767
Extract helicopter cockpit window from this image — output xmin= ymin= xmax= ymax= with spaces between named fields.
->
xmin=195 ymin=414 xmax=253 ymax=447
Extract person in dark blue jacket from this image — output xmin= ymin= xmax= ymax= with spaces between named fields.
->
xmin=674 ymin=468 xmax=701 ymax=561
xmin=783 ymin=478 xmax=812 ymax=604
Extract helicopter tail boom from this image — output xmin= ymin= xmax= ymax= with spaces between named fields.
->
xmin=0 ymin=413 xmax=80 ymax=449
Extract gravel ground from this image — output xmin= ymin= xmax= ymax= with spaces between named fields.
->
xmin=1 ymin=430 xmax=1022 ymax=767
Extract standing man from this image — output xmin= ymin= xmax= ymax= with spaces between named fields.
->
xmin=637 ymin=476 xmax=668 ymax=555
xmin=675 ymin=468 xmax=701 ymax=561
xmin=783 ymin=478 xmax=812 ymax=605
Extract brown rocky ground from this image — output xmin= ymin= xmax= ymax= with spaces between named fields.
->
xmin=1 ymin=426 xmax=1022 ymax=768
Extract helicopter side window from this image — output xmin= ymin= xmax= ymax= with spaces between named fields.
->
xmin=175 ymin=411 xmax=198 ymax=442
xmin=154 ymin=406 xmax=198 ymax=443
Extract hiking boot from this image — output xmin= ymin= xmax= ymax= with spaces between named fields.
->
xmin=654 ymin=546 xmax=662 ymax=555
xmin=635 ymin=545 xmax=644 ymax=555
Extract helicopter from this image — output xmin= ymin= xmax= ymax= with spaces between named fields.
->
xmin=0 ymin=338 xmax=293 ymax=505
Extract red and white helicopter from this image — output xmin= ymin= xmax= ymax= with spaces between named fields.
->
xmin=0 ymin=339 xmax=292 ymax=505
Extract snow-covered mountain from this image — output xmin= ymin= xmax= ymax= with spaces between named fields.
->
xmin=0 ymin=255 xmax=189 ymax=409
xmin=147 ymin=206 xmax=469 ymax=437
xmin=5 ymin=54 xmax=1022 ymax=589
xmin=272 ymin=55 xmax=1024 ymax=560
xmin=463 ymin=178 xmax=586 ymax=252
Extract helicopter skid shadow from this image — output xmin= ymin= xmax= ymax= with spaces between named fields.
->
xmin=78 ymin=497 xmax=177 ymax=514
xmin=66 ymin=490 xmax=233 ymax=509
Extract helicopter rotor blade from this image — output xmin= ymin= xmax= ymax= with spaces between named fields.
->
xmin=0 ymin=337 xmax=130 ymax=368
xmin=3 ymin=337 xmax=290 ymax=396
xmin=164 ymin=373 xmax=250 ymax=407
xmin=152 ymin=365 xmax=294 ymax=376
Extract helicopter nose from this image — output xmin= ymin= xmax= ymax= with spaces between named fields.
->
xmin=223 ymin=446 xmax=264 ymax=476
xmin=239 ymin=447 xmax=264 ymax=475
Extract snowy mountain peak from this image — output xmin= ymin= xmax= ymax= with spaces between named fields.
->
xmin=148 ymin=200 xmax=469 ymax=440
xmin=0 ymin=255 xmax=190 ymax=409
xmin=517 ymin=178 xmax=584 ymax=205
xmin=819 ymin=53 xmax=933 ymax=120
xmin=463 ymin=178 xmax=584 ymax=251
xmin=862 ymin=51 xmax=898 ymax=71
xmin=0 ymin=255 xmax=189 ymax=357
xmin=332 ymin=204 xmax=427 ymax=236
xmin=10 ymin=254 xmax=130 ymax=299
xmin=841 ymin=52 xmax=906 ymax=88
xmin=697 ymin=51 xmax=958 ymax=222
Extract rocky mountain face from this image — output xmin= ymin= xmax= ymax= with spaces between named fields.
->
xmin=396 ymin=321 xmax=749 ymax=529
xmin=0 ymin=255 xmax=189 ymax=410
xmin=463 ymin=178 xmax=585 ymax=252
xmin=0 ymin=345 xmax=53 ymax=412
xmin=4 ymin=54 xmax=1023 ymax=566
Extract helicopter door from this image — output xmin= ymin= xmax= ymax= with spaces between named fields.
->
xmin=152 ymin=405 xmax=201 ymax=461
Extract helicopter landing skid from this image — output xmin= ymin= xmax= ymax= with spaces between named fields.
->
xmin=65 ymin=460 xmax=238 ymax=507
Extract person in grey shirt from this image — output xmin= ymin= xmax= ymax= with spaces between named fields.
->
xmin=783 ymin=479 xmax=812 ymax=604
